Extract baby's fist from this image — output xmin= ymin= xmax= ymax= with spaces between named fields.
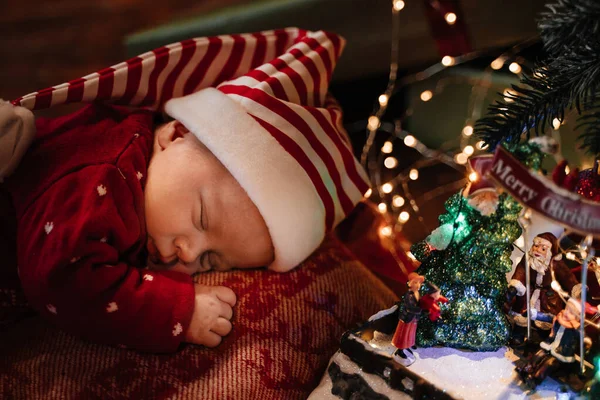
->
xmin=185 ymin=284 xmax=236 ymax=347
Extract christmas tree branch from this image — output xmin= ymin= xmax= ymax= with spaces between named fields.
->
xmin=538 ymin=0 xmax=600 ymax=56
xmin=475 ymin=0 xmax=600 ymax=157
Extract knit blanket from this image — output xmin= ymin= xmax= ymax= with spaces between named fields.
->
xmin=0 ymin=235 xmax=397 ymax=399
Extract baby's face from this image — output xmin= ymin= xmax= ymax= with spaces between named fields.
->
xmin=144 ymin=121 xmax=274 ymax=274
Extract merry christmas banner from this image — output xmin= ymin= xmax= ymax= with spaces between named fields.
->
xmin=487 ymin=146 xmax=600 ymax=237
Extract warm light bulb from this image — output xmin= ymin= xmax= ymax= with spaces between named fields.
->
xmin=368 ymin=116 xmax=380 ymax=130
xmin=441 ymin=56 xmax=455 ymax=66
xmin=393 ymin=0 xmax=405 ymax=11
xmin=455 ymin=153 xmax=468 ymax=165
xmin=364 ymin=188 xmax=373 ymax=198
xmin=566 ymin=252 xmax=576 ymax=261
xmin=409 ymin=169 xmax=419 ymax=180
xmin=382 ymin=183 xmax=394 ymax=193
xmin=490 ymin=58 xmax=504 ymax=70
xmin=509 ymin=62 xmax=522 ymax=74
xmin=378 ymin=203 xmax=387 ymax=213
xmin=468 ymin=172 xmax=478 ymax=182
xmin=381 ymin=140 xmax=393 ymax=153
xmin=462 ymin=125 xmax=473 ymax=136
xmin=503 ymin=89 xmax=516 ymax=102
xmin=444 ymin=12 xmax=457 ymax=25
xmin=384 ymin=156 xmax=398 ymax=169
xmin=565 ymin=165 xmax=570 ymax=175
xmin=552 ymin=118 xmax=561 ymax=130
xmin=463 ymin=145 xmax=474 ymax=156
xmin=399 ymin=211 xmax=410 ymax=223
xmin=420 ymin=90 xmax=433 ymax=102
xmin=393 ymin=195 xmax=405 ymax=208
xmin=378 ymin=94 xmax=389 ymax=106
xmin=380 ymin=226 xmax=393 ymax=237
xmin=404 ymin=135 xmax=417 ymax=147
xmin=476 ymin=140 xmax=488 ymax=150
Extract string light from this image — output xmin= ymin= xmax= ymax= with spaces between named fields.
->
xmin=468 ymin=171 xmax=478 ymax=182
xmin=381 ymin=140 xmax=393 ymax=153
xmin=360 ymin=1 xmax=540 ymax=235
xmin=444 ymin=12 xmax=457 ymax=25
xmin=441 ymin=56 xmax=455 ymax=66
xmin=384 ymin=156 xmax=398 ymax=168
xmin=565 ymin=165 xmax=570 ymax=174
xmin=476 ymin=140 xmax=488 ymax=150
xmin=420 ymin=90 xmax=433 ymax=102
xmin=382 ymin=183 xmax=394 ymax=193
xmin=399 ymin=211 xmax=410 ymax=223
xmin=379 ymin=94 xmax=389 ymax=106
xmin=503 ymin=88 xmax=516 ymax=102
xmin=490 ymin=58 xmax=504 ymax=70
xmin=393 ymin=195 xmax=405 ymax=207
xmin=368 ymin=116 xmax=380 ymax=130
xmin=393 ymin=0 xmax=405 ymax=11
xmin=380 ymin=226 xmax=393 ymax=237
xmin=552 ymin=118 xmax=561 ymax=130
xmin=566 ymin=252 xmax=577 ymax=261
xmin=364 ymin=188 xmax=373 ymax=198
xmin=455 ymin=153 xmax=469 ymax=165
xmin=404 ymin=135 xmax=417 ymax=147
xmin=509 ymin=62 xmax=522 ymax=74
xmin=378 ymin=202 xmax=388 ymax=213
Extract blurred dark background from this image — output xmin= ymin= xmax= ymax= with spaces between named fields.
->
xmin=3 ymin=0 xmax=571 ymax=244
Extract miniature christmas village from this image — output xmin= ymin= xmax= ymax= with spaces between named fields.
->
xmin=311 ymin=0 xmax=600 ymax=398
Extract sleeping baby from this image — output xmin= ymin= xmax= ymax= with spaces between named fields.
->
xmin=1 ymin=29 xmax=370 ymax=352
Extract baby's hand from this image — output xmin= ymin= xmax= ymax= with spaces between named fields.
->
xmin=185 ymin=284 xmax=236 ymax=347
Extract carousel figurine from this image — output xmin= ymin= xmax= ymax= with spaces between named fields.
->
xmin=506 ymin=232 xmax=581 ymax=345
xmin=516 ymin=298 xmax=592 ymax=389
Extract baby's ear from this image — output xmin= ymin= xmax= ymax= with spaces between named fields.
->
xmin=156 ymin=120 xmax=189 ymax=150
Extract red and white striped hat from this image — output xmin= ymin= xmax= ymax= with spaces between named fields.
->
xmin=12 ymin=28 xmax=371 ymax=271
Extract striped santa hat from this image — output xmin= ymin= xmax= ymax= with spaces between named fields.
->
xmin=11 ymin=28 xmax=371 ymax=272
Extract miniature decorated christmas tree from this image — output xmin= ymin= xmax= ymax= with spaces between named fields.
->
xmin=410 ymin=144 xmax=543 ymax=351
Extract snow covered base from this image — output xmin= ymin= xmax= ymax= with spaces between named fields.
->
xmin=309 ymin=332 xmax=575 ymax=399
xmin=411 ymin=347 xmax=569 ymax=400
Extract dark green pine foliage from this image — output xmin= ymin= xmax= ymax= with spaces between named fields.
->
xmin=475 ymin=0 xmax=600 ymax=157
xmin=410 ymin=144 xmax=543 ymax=351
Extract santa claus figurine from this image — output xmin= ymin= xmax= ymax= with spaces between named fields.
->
xmin=506 ymin=232 xmax=581 ymax=344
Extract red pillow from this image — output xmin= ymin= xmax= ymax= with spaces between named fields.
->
xmin=0 ymin=235 xmax=397 ymax=399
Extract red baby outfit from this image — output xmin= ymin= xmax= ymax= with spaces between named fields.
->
xmin=5 ymin=104 xmax=195 ymax=352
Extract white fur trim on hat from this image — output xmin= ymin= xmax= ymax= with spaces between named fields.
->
xmin=165 ymin=88 xmax=326 ymax=272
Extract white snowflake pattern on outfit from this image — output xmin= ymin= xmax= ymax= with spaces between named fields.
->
xmin=172 ymin=322 xmax=183 ymax=337
xmin=143 ymin=274 xmax=154 ymax=281
xmin=44 ymin=222 xmax=54 ymax=234
xmin=97 ymin=184 xmax=107 ymax=196
xmin=46 ymin=304 xmax=57 ymax=314
xmin=106 ymin=302 xmax=118 ymax=313
xmin=136 ymin=171 xmax=143 ymax=181
xmin=100 ymin=237 xmax=107 ymax=243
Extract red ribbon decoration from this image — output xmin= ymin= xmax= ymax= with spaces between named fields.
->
xmin=422 ymin=0 xmax=472 ymax=57
xmin=487 ymin=147 xmax=600 ymax=237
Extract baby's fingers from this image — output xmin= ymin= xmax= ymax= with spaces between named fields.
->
xmin=202 ymin=331 xmax=224 ymax=348
xmin=214 ymin=286 xmax=236 ymax=307
xmin=211 ymin=317 xmax=233 ymax=336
